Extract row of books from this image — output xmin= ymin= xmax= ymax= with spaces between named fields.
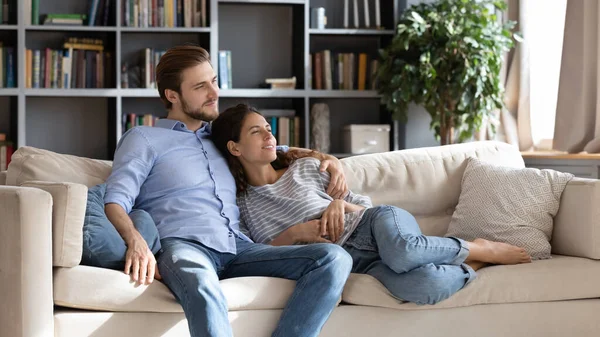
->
xmin=123 ymin=113 xmax=160 ymax=132
xmin=0 ymin=42 xmax=16 ymax=88
xmin=123 ymin=0 xmax=207 ymax=28
xmin=121 ymin=48 xmax=166 ymax=89
xmin=25 ymin=39 xmax=113 ymax=89
xmin=266 ymin=115 xmax=302 ymax=148
xmin=310 ymin=51 xmax=379 ymax=91
xmin=0 ymin=0 xmax=10 ymax=24
xmin=0 ymin=133 xmax=13 ymax=172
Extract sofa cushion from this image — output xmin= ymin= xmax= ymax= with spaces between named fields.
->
xmin=19 ymin=181 xmax=87 ymax=267
xmin=340 ymin=141 xmax=524 ymax=236
xmin=6 ymin=146 xmax=112 ymax=187
xmin=53 ymin=265 xmax=296 ymax=312
xmin=445 ymin=157 xmax=574 ymax=260
xmin=341 ymin=255 xmax=600 ymax=310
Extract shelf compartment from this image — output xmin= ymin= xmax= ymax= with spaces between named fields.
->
xmin=0 ymin=96 xmax=18 ymax=148
xmin=25 ymin=97 xmax=113 ymax=159
xmin=308 ymin=97 xmax=387 ymax=153
xmin=218 ymin=2 xmax=305 ymax=89
xmin=33 ymin=0 xmax=116 ymax=27
xmin=120 ymin=32 xmax=209 ymax=89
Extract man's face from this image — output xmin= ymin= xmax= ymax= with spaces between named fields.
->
xmin=178 ymin=62 xmax=219 ymax=122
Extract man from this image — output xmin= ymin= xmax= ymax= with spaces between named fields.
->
xmin=103 ymin=44 xmax=353 ymax=337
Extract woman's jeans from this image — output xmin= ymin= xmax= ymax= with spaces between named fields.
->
xmin=342 ymin=205 xmax=476 ymax=305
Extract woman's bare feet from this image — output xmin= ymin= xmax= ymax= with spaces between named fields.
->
xmin=467 ymin=238 xmax=532 ymax=265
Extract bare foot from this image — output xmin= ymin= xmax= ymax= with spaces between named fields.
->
xmin=465 ymin=260 xmax=488 ymax=271
xmin=469 ymin=238 xmax=532 ymax=265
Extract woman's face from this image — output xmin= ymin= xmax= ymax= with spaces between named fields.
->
xmin=233 ymin=112 xmax=278 ymax=164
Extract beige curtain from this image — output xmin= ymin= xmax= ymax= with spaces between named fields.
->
xmin=553 ymin=0 xmax=600 ymax=153
xmin=476 ymin=0 xmax=533 ymax=151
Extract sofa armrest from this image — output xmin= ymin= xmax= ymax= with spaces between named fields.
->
xmin=552 ymin=178 xmax=600 ymax=259
xmin=0 ymin=186 xmax=54 ymax=337
xmin=20 ymin=181 xmax=87 ymax=267
xmin=0 ymin=171 xmax=6 ymax=185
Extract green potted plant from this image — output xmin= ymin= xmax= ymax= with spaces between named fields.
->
xmin=377 ymin=0 xmax=519 ymax=145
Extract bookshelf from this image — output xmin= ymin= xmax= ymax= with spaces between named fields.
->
xmin=2 ymin=0 xmax=407 ymax=162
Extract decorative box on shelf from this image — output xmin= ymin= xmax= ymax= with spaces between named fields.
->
xmin=343 ymin=124 xmax=390 ymax=154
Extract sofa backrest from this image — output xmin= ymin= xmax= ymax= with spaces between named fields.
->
xmin=0 ymin=171 xmax=6 ymax=185
xmin=341 ymin=141 xmax=525 ymax=236
xmin=5 ymin=141 xmax=524 ymax=265
xmin=6 ymin=146 xmax=113 ymax=187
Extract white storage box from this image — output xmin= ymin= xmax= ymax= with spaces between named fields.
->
xmin=343 ymin=124 xmax=391 ymax=154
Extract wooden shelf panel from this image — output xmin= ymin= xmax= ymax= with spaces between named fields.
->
xmin=219 ymin=89 xmax=306 ymax=98
xmin=309 ymin=28 xmax=394 ymax=36
xmin=25 ymin=25 xmax=117 ymax=32
xmin=0 ymin=89 xmax=18 ymax=96
xmin=24 ymin=89 xmax=120 ymax=97
xmin=308 ymin=90 xmax=381 ymax=98
xmin=120 ymin=27 xmax=211 ymax=33
xmin=219 ymin=0 xmax=305 ymax=4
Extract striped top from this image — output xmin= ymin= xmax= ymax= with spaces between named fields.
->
xmin=237 ymin=157 xmax=373 ymax=245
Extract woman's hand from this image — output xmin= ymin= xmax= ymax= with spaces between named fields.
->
xmin=289 ymin=220 xmax=332 ymax=244
xmin=321 ymin=200 xmax=345 ymax=242
xmin=270 ymin=220 xmax=331 ymax=246
xmin=320 ymin=156 xmax=349 ymax=200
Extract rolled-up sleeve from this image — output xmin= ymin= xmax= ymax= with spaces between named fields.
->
xmin=104 ymin=128 xmax=156 ymax=214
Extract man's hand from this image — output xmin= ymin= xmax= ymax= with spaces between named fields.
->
xmin=320 ymin=155 xmax=348 ymax=199
xmin=321 ymin=200 xmax=345 ymax=242
xmin=125 ymin=234 xmax=158 ymax=285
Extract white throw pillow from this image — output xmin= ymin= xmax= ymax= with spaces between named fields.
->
xmin=445 ymin=157 xmax=574 ymax=260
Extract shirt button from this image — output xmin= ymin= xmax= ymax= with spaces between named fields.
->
xmin=221 ymin=212 xmax=226 ymax=216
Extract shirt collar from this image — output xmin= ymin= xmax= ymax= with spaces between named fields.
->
xmin=155 ymin=119 xmax=211 ymax=134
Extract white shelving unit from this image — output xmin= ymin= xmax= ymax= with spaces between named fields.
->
xmin=0 ymin=0 xmax=402 ymax=160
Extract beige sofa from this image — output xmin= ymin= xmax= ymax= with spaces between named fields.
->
xmin=2 ymin=140 xmax=600 ymax=337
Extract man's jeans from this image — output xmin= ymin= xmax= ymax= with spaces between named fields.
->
xmin=343 ymin=205 xmax=477 ymax=305
xmin=157 ymin=237 xmax=352 ymax=337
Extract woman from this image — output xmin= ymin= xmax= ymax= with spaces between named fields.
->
xmin=211 ymin=104 xmax=531 ymax=305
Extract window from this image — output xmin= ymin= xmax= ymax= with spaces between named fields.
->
xmin=527 ymin=0 xmax=567 ymax=150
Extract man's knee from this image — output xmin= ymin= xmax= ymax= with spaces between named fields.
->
xmin=313 ymin=244 xmax=353 ymax=275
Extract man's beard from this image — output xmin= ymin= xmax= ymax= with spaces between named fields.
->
xmin=181 ymin=96 xmax=217 ymax=122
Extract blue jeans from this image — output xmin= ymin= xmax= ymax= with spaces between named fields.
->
xmin=343 ymin=205 xmax=476 ymax=305
xmin=81 ymin=183 xmax=161 ymax=270
xmin=157 ymin=236 xmax=352 ymax=337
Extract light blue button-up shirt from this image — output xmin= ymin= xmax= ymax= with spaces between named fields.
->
xmin=104 ymin=118 xmax=287 ymax=254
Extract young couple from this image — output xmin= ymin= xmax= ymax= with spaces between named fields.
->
xmin=101 ymin=44 xmax=531 ymax=337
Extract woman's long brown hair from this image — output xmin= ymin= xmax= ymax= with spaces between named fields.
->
xmin=211 ymin=104 xmax=317 ymax=196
